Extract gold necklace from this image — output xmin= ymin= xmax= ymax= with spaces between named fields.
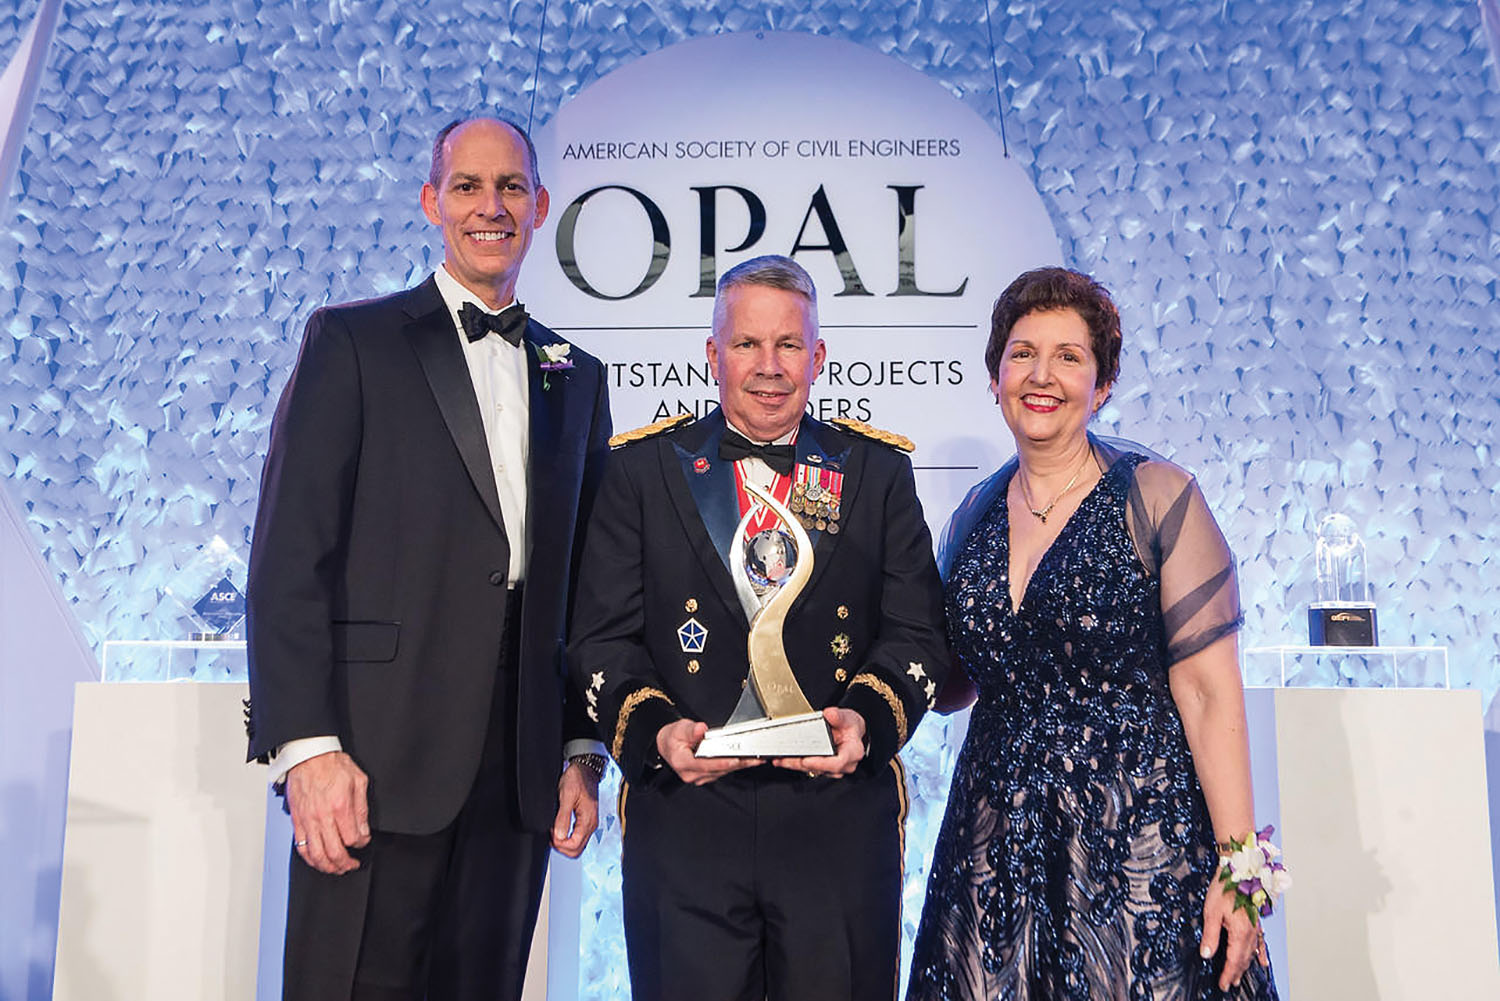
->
xmin=1019 ymin=449 xmax=1092 ymax=524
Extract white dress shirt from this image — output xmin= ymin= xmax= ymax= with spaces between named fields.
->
xmin=432 ymin=264 xmax=531 ymax=584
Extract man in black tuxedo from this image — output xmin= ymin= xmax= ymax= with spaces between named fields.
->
xmin=568 ymin=255 xmax=950 ymax=1001
xmin=246 ymin=116 xmax=611 ymax=1001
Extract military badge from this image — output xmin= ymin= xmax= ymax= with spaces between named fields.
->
xmin=791 ymin=464 xmax=844 ymax=534
xmin=677 ymin=617 xmax=707 ymax=653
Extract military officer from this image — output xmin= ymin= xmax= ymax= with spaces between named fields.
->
xmin=568 ymin=254 xmax=950 ymax=1001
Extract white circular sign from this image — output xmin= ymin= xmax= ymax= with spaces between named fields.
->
xmin=524 ymin=31 xmax=1062 ymax=524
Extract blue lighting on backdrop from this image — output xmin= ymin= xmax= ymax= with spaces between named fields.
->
xmin=2 ymin=1 xmax=1498 ymax=997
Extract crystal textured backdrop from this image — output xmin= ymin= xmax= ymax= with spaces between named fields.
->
xmin=1 ymin=1 xmax=1497 ymax=997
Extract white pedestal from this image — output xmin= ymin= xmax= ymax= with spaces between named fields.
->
xmin=49 ymin=681 xmax=579 ymax=1000
xmin=53 ymin=682 xmax=268 ymax=1001
xmin=1247 ymin=687 xmax=1500 ymax=1000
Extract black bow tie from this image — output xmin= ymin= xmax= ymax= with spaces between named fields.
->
xmin=458 ymin=301 xmax=528 ymax=346
xmin=720 ymin=431 xmax=795 ymax=475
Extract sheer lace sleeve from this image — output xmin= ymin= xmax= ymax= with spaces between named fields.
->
xmin=1118 ymin=452 xmax=1242 ymax=665
xmin=935 ymin=460 xmax=1015 ymax=582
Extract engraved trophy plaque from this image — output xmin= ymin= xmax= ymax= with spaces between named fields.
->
xmin=1308 ymin=512 xmax=1378 ymax=645
xmin=696 ymin=480 xmax=835 ymax=757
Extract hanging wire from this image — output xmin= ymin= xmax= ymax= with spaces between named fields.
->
xmin=983 ymin=0 xmax=1011 ymax=157
xmin=527 ymin=0 xmax=552 ymax=132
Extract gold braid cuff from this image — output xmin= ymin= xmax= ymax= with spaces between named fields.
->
xmin=850 ymin=672 xmax=908 ymax=747
xmin=611 ymin=686 xmax=675 ymax=762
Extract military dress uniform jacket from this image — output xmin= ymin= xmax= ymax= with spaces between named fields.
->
xmin=568 ymin=408 xmax=949 ymax=782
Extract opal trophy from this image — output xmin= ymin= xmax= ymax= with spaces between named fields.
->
xmin=696 ymin=480 xmax=835 ymax=757
xmin=1308 ymin=512 xmax=1378 ymax=645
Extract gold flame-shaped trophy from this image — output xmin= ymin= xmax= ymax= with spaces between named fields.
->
xmin=696 ymin=479 xmax=835 ymax=758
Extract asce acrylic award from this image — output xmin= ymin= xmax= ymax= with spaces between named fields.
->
xmin=696 ymin=480 xmax=835 ymax=758
xmin=163 ymin=535 xmax=249 ymax=641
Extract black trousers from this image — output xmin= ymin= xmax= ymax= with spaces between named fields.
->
xmin=282 ymin=590 xmax=550 ymax=1001
xmin=620 ymin=758 xmax=908 ymax=1001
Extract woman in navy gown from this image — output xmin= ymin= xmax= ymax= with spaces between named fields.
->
xmin=908 ymin=268 xmax=1277 ymax=1000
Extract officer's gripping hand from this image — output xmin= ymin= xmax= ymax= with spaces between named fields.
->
xmin=772 ymin=707 xmax=866 ymax=777
xmin=658 ymin=719 xmax=757 ymax=785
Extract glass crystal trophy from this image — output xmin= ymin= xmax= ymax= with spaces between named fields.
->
xmin=162 ymin=535 xmax=249 ymax=641
xmin=696 ymin=480 xmax=835 ymax=757
xmin=1308 ymin=512 xmax=1378 ymax=645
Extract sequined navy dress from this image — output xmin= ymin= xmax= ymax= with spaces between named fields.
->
xmin=908 ymin=439 xmax=1277 ymax=1001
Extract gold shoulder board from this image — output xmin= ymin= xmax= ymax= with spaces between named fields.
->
xmin=608 ymin=412 xmax=695 ymax=448
xmin=830 ymin=418 xmax=915 ymax=453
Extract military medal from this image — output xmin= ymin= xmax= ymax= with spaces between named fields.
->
xmin=793 ymin=464 xmax=844 ymax=533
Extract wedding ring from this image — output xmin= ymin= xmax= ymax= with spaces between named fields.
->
xmin=294 ymin=839 xmax=309 ymax=847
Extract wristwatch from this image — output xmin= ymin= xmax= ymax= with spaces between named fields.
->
xmin=569 ymin=752 xmax=608 ymax=781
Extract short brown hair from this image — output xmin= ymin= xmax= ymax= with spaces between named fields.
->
xmin=985 ymin=267 xmax=1121 ymax=389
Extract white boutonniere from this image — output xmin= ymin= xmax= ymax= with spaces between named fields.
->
xmin=534 ymin=341 xmax=574 ymax=389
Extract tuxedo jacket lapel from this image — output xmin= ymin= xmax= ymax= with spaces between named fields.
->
xmin=404 ymin=278 xmax=507 ymax=535
xmin=523 ymin=321 xmax=566 ymax=572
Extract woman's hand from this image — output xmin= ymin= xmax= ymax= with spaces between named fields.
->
xmin=1199 ymin=881 xmax=1269 ymax=991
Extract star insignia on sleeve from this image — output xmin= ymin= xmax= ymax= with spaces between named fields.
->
xmin=587 ymin=706 xmax=598 ymax=722
xmin=906 ymin=661 xmax=927 ymax=681
xmin=590 ymin=671 xmax=605 ymax=691
xmin=924 ymin=679 xmax=937 ymax=707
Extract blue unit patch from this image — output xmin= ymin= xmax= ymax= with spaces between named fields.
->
xmin=677 ymin=617 xmax=707 ymax=654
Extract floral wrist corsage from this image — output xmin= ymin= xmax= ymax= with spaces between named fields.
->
xmin=1216 ymin=825 xmax=1292 ymax=924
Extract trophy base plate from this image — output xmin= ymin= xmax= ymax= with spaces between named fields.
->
xmin=1308 ymin=602 xmax=1378 ymax=646
xmin=696 ymin=711 xmax=834 ymax=758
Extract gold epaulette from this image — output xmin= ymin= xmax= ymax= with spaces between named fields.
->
xmin=830 ymin=418 xmax=915 ymax=453
xmin=608 ymin=412 xmax=694 ymax=448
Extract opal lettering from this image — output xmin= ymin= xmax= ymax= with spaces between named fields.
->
xmin=554 ymin=183 xmax=968 ymax=300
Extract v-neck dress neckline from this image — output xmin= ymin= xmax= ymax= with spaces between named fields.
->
xmin=1000 ymin=462 xmax=1111 ymax=617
